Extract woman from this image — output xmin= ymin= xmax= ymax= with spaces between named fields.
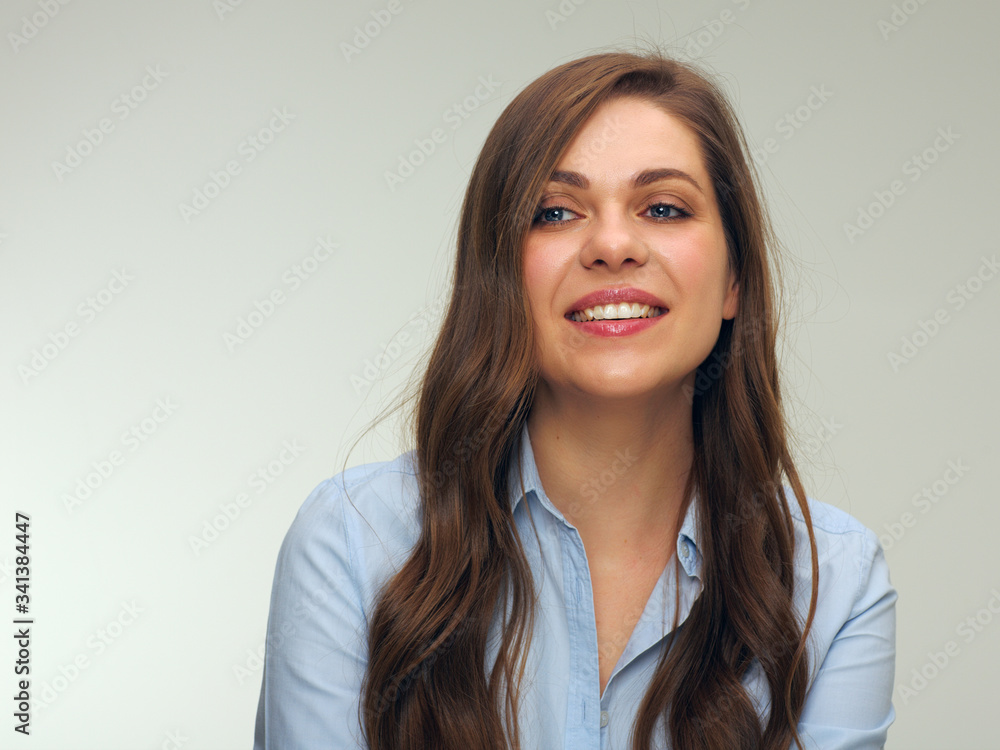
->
xmin=253 ymin=51 xmax=896 ymax=749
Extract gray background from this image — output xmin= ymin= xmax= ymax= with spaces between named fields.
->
xmin=2 ymin=0 xmax=997 ymax=748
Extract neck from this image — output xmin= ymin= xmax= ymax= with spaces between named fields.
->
xmin=526 ymin=383 xmax=693 ymax=565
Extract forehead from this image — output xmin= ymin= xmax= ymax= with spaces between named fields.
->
xmin=554 ymin=97 xmax=708 ymax=186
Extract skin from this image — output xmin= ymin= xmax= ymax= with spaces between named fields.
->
xmin=521 ymin=96 xmax=739 ymax=693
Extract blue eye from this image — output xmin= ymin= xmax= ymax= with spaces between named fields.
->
xmin=646 ymin=203 xmax=689 ymax=220
xmin=533 ymin=206 xmax=578 ymax=224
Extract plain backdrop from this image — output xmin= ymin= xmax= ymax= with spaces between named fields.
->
xmin=2 ymin=1 xmax=997 ymax=748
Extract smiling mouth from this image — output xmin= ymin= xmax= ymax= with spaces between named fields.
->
xmin=566 ymin=302 xmax=667 ymax=322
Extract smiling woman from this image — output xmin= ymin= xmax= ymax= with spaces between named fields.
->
xmin=524 ymin=98 xmax=738 ymax=401
xmin=253 ymin=51 xmax=896 ymax=750
xmin=522 ymin=97 xmax=743 ymax=700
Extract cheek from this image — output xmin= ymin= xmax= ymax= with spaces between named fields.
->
xmin=668 ymin=219 xmax=730 ymax=285
xmin=521 ymin=239 xmax=564 ymax=316
xmin=521 ymin=244 xmax=544 ymax=316
xmin=669 ymin=238 xmax=726 ymax=298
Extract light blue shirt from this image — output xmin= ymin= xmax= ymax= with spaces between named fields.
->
xmin=253 ymin=423 xmax=896 ymax=749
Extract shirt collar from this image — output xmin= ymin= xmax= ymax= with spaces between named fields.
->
xmin=507 ymin=421 xmax=703 ymax=579
xmin=676 ymin=490 xmax=702 ymax=579
xmin=507 ymin=420 xmax=544 ymax=514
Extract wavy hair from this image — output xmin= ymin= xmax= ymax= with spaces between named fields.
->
xmin=358 ymin=50 xmax=819 ymax=750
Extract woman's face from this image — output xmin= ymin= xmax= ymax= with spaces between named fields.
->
xmin=522 ymin=96 xmax=739 ymax=404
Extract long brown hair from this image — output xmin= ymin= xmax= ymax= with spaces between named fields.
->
xmin=357 ymin=50 xmax=819 ymax=750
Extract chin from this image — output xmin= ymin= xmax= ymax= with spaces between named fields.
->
xmin=568 ymin=376 xmax=688 ymax=401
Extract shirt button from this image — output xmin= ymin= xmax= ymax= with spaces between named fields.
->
xmin=680 ymin=541 xmax=690 ymax=559
xmin=600 ymin=711 xmax=609 ymax=728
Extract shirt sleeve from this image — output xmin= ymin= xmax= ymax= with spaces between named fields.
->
xmin=253 ymin=478 xmax=369 ymax=749
xmin=796 ymin=529 xmax=897 ymax=750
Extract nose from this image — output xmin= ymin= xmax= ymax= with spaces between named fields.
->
xmin=579 ymin=208 xmax=649 ymax=271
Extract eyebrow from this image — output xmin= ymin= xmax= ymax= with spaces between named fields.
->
xmin=548 ymin=168 xmax=704 ymax=193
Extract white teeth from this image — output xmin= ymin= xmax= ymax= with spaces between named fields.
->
xmin=569 ymin=303 xmax=665 ymax=322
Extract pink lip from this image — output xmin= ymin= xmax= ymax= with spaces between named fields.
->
xmin=565 ymin=315 xmax=665 ymax=337
xmin=564 ymin=286 xmax=668 ymax=338
xmin=566 ymin=286 xmax=667 ymax=316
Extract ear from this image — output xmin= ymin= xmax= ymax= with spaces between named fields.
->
xmin=722 ymin=270 xmax=739 ymax=321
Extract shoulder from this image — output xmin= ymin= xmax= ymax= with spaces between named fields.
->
xmin=277 ymin=449 xmax=424 ymax=614
xmin=780 ymin=493 xmax=897 ymax=742
xmin=258 ymin=453 xmax=422 ymax=747
xmin=786 ymin=492 xmax=884 ymax=599
xmin=783 ymin=489 xmax=897 ymax=680
xmin=291 ymin=449 xmax=421 ymax=530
